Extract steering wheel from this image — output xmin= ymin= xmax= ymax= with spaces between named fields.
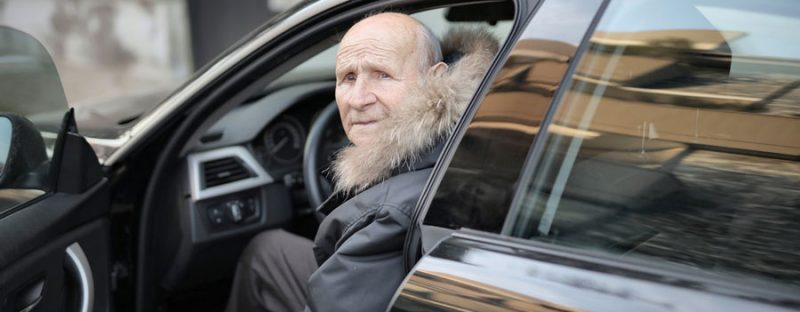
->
xmin=303 ymin=101 xmax=347 ymax=217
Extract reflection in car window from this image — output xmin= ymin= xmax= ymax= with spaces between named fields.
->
xmin=509 ymin=0 xmax=800 ymax=287
xmin=423 ymin=0 xmax=603 ymax=233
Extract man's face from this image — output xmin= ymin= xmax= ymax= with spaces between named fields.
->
xmin=335 ymin=15 xmax=425 ymax=146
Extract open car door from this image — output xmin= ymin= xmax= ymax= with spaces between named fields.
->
xmin=0 ymin=27 xmax=111 ymax=312
xmin=394 ymin=0 xmax=800 ymax=310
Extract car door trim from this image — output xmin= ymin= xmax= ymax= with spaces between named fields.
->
xmin=393 ymin=229 xmax=800 ymax=310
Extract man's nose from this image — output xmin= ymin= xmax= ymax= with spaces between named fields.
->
xmin=348 ymin=78 xmax=377 ymax=110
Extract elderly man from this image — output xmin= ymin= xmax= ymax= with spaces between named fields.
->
xmin=226 ymin=12 xmax=497 ymax=312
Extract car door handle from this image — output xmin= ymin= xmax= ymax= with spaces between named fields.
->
xmin=65 ymin=242 xmax=94 ymax=312
xmin=15 ymin=278 xmax=44 ymax=312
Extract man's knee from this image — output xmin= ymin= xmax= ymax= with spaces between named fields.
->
xmin=240 ymin=229 xmax=314 ymax=269
xmin=250 ymin=229 xmax=292 ymax=249
xmin=240 ymin=229 xmax=288 ymax=268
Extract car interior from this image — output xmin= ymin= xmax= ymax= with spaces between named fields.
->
xmin=115 ymin=2 xmax=515 ymax=311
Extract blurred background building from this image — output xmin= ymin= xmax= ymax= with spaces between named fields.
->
xmin=0 ymin=0 xmax=301 ymax=132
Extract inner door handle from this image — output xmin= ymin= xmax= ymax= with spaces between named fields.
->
xmin=65 ymin=242 xmax=94 ymax=312
xmin=15 ymin=278 xmax=44 ymax=312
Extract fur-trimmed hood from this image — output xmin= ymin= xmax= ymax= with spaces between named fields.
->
xmin=331 ymin=28 xmax=500 ymax=194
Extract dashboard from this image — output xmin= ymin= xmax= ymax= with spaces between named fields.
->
xmin=189 ymin=81 xmax=345 ymax=230
xmin=251 ymin=95 xmax=347 ymax=180
xmin=160 ymin=81 xmax=346 ymax=291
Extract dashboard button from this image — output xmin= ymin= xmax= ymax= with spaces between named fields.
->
xmin=227 ymin=201 xmax=244 ymax=223
xmin=243 ymin=197 xmax=257 ymax=218
xmin=208 ymin=206 xmax=225 ymax=225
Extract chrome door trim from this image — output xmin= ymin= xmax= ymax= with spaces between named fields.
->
xmin=103 ymin=0 xmax=348 ymax=166
xmin=65 ymin=242 xmax=94 ymax=312
xmin=391 ymin=232 xmax=800 ymax=311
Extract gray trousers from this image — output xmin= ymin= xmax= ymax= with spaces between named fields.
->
xmin=226 ymin=229 xmax=318 ymax=312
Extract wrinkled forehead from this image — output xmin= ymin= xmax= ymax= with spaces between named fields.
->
xmin=336 ymin=16 xmax=420 ymax=66
xmin=336 ymin=38 xmax=403 ymax=67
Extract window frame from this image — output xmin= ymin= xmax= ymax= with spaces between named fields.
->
xmin=403 ymin=0 xmax=537 ymax=270
xmin=406 ymin=0 xmax=612 ymax=270
xmin=499 ymin=0 xmax=612 ymax=236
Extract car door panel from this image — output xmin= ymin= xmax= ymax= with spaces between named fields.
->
xmin=0 ymin=180 xmax=108 ymax=269
xmin=1 ymin=217 xmax=111 ymax=312
xmin=393 ymin=232 xmax=799 ymax=312
xmin=0 ymin=173 xmax=110 ymax=312
xmin=0 ymin=123 xmax=111 ymax=311
xmin=400 ymin=0 xmax=800 ymax=310
xmin=0 ymin=23 xmax=112 ymax=310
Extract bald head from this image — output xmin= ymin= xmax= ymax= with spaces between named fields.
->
xmin=334 ymin=13 xmax=447 ymax=146
xmin=341 ymin=13 xmax=442 ymax=75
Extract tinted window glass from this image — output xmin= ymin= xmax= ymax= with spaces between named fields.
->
xmin=423 ymin=0 xmax=604 ymax=233
xmin=509 ymin=0 xmax=800 ymax=287
xmin=0 ymin=27 xmax=66 ymax=212
xmin=0 ymin=27 xmax=68 ymax=130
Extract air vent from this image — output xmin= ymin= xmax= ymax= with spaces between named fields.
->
xmin=201 ymin=157 xmax=254 ymax=188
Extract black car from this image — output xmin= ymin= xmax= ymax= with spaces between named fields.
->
xmin=1 ymin=0 xmax=798 ymax=311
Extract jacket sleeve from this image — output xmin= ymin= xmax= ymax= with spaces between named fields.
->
xmin=306 ymin=203 xmax=411 ymax=312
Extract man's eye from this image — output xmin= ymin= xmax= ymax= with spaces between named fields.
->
xmin=378 ymin=72 xmax=390 ymax=79
xmin=343 ymin=74 xmax=356 ymax=82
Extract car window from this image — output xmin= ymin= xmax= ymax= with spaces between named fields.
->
xmin=507 ymin=0 xmax=800 ymax=288
xmin=272 ymin=7 xmax=515 ymax=88
xmin=422 ymin=0 xmax=604 ymax=233
xmin=0 ymin=26 xmax=68 ymax=213
xmin=0 ymin=27 xmax=68 ymax=130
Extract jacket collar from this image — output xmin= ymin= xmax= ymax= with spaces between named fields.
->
xmin=318 ymin=142 xmax=444 ymax=216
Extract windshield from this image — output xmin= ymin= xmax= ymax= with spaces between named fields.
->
xmin=79 ymin=1 xmax=323 ymax=164
xmin=77 ymin=1 xmax=321 ymax=141
xmin=1 ymin=0 xmax=317 ymax=146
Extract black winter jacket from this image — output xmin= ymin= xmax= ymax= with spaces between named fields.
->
xmin=306 ymin=144 xmax=442 ymax=312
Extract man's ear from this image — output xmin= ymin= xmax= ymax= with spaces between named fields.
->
xmin=427 ymin=61 xmax=448 ymax=78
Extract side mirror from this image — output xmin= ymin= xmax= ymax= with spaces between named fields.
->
xmin=0 ymin=113 xmax=48 ymax=189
